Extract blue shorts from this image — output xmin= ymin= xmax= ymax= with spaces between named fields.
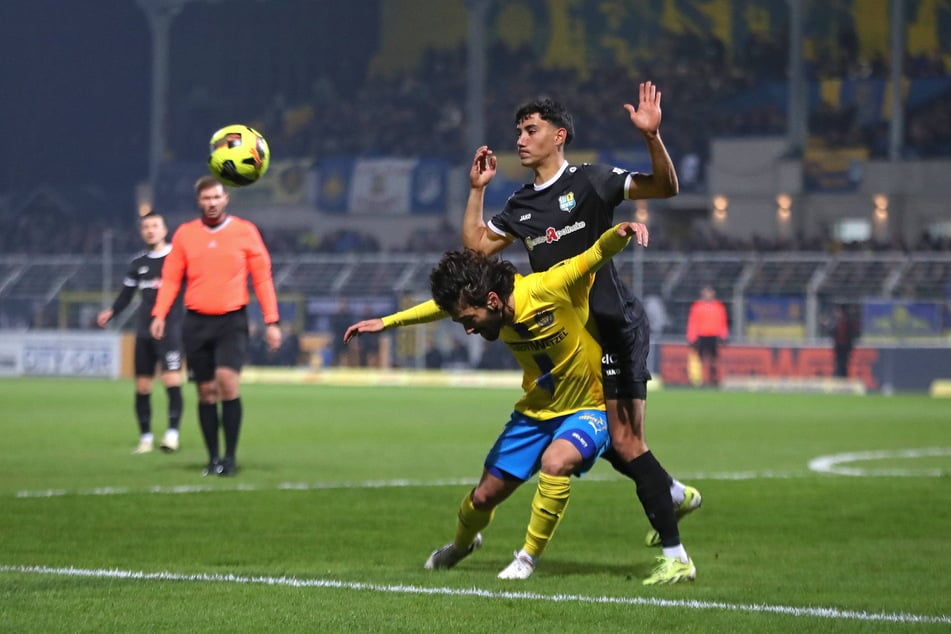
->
xmin=484 ymin=409 xmax=610 ymax=482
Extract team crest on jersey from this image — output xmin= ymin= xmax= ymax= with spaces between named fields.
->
xmin=534 ymin=310 xmax=554 ymax=327
xmin=558 ymin=192 xmax=576 ymax=212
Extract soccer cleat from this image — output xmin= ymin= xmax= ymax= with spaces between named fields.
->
xmin=201 ymin=459 xmax=224 ymax=477
xmin=424 ymin=533 xmax=483 ymax=570
xmin=645 ymin=485 xmax=703 ymax=548
xmin=642 ymin=555 xmax=697 ymax=586
xmin=218 ymin=457 xmax=237 ymax=477
xmin=132 ymin=438 xmax=154 ymax=454
xmin=159 ymin=430 xmax=179 ymax=453
xmin=497 ymin=552 xmax=536 ymax=580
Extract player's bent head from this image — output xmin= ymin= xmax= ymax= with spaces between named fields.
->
xmin=430 ymin=249 xmax=516 ymax=314
xmin=515 ymin=97 xmax=574 ymax=145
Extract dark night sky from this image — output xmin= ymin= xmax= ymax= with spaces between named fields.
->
xmin=1 ymin=0 xmax=151 ymax=197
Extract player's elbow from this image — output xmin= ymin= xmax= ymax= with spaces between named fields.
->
xmin=464 ymin=232 xmax=502 ymax=256
xmin=659 ymin=176 xmax=679 ymax=198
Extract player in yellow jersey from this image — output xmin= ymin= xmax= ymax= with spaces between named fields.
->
xmin=345 ymin=222 xmax=693 ymax=582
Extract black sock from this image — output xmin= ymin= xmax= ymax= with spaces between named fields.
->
xmin=221 ymin=397 xmax=242 ymax=461
xmin=198 ymin=403 xmax=220 ymax=461
xmin=135 ymin=393 xmax=151 ymax=435
xmin=166 ymin=386 xmax=183 ymax=430
xmin=625 ymin=451 xmax=680 ymax=548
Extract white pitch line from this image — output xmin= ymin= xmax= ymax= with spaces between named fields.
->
xmin=12 ymin=445 xmax=950 ymax=499
xmin=1 ymin=564 xmax=948 ymax=626
xmin=808 ymin=447 xmax=951 ymax=477
xmin=12 ymin=471 xmax=806 ymax=499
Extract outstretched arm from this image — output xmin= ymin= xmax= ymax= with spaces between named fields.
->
xmin=623 ymin=81 xmax=679 ymax=200
xmin=343 ymin=299 xmax=448 ymax=344
xmin=462 ymin=146 xmax=512 ymax=257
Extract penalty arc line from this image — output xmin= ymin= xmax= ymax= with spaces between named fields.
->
xmin=808 ymin=447 xmax=951 ymax=477
xmin=1 ymin=564 xmax=949 ymax=626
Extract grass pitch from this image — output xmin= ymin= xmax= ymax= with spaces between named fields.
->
xmin=1 ymin=378 xmax=949 ymax=632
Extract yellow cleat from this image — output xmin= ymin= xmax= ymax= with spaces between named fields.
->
xmin=642 ymin=555 xmax=696 ymax=586
xmin=645 ymin=485 xmax=702 ymax=547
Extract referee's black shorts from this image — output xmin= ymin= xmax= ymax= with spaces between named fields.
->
xmin=183 ymin=308 xmax=249 ymax=382
xmin=695 ymin=335 xmax=719 ymax=358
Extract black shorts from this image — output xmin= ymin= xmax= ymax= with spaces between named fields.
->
xmin=134 ymin=335 xmax=184 ymax=376
xmin=182 ymin=309 xmax=249 ymax=383
xmin=596 ymin=313 xmax=651 ymax=401
xmin=695 ymin=336 xmax=719 ymax=358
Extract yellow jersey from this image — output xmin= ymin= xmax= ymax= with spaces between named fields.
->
xmin=382 ymin=225 xmax=632 ymax=420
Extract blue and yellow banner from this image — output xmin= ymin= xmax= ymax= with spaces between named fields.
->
xmin=315 ymin=157 xmax=449 ymax=215
xmin=862 ymin=300 xmax=945 ymax=340
xmin=744 ymin=295 xmax=806 ymax=340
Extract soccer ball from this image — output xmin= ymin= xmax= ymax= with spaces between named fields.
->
xmin=207 ymin=124 xmax=270 ymax=187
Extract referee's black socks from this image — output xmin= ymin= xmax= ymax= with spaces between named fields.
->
xmin=198 ymin=402 xmax=220 ymax=460
xmin=221 ymin=398 xmax=242 ymax=461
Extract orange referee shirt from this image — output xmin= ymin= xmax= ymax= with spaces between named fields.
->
xmin=152 ymin=216 xmax=280 ymax=324
xmin=686 ymin=299 xmax=729 ymax=343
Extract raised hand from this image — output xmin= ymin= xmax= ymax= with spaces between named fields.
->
xmin=469 ymin=145 xmax=497 ymax=189
xmin=623 ymin=81 xmax=662 ymax=136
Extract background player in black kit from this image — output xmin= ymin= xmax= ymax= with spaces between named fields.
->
xmin=462 ymin=82 xmax=700 ymax=585
xmin=97 ymin=212 xmax=184 ymax=455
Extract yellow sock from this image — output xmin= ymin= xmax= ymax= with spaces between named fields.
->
xmin=524 ymin=472 xmax=571 ymax=559
xmin=454 ymin=491 xmax=494 ymax=549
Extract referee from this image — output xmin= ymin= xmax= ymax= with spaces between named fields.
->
xmin=150 ymin=176 xmax=281 ymax=476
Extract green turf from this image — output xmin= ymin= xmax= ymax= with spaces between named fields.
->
xmin=1 ymin=378 xmax=949 ymax=632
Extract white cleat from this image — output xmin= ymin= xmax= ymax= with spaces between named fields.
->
xmin=160 ymin=430 xmax=179 ymax=453
xmin=497 ymin=552 xmax=536 ymax=580
xmin=424 ymin=533 xmax=483 ymax=570
xmin=132 ymin=438 xmax=154 ymax=454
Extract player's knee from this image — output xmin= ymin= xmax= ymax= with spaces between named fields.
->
xmin=470 ymin=486 xmax=502 ymax=511
xmin=607 ymin=430 xmax=649 ymax=461
xmin=539 ymin=455 xmax=579 ymax=477
xmin=540 ymin=440 xmax=585 ymax=476
xmin=197 ymin=382 xmax=218 ymax=402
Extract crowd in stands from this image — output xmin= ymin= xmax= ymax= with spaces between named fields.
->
xmin=3 ymin=17 xmax=950 ymax=257
xmin=165 ymin=24 xmax=950 ymax=174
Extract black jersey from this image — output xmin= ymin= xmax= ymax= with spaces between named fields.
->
xmin=111 ymin=245 xmax=183 ymax=338
xmin=488 ymin=162 xmax=647 ymax=331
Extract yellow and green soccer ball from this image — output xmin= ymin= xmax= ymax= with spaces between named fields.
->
xmin=207 ymin=124 xmax=270 ymax=187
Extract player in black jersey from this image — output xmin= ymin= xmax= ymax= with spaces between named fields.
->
xmin=462 ymin=82 xmax=700 ymax=585
xmin=97 ymin=213 xmax=184 ymax=455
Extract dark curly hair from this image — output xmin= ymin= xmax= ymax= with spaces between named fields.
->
xmin=430 ymin=249 xmax=517 ymax=314
xmin=514 ymin=97 xmax=574 ymax=145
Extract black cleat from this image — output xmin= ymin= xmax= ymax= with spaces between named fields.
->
xmin=202 ymin=458 xmax=224 ymax=477
xmin=218 ymin=457 xmax=237 ymax=477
